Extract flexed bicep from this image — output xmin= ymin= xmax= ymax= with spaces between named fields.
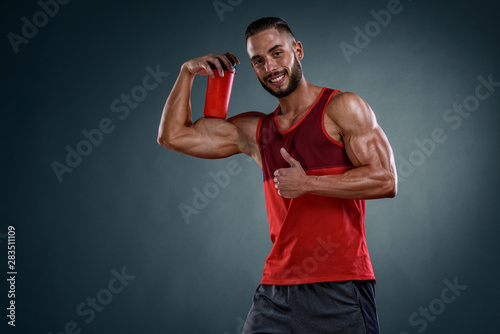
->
xmin=332 ymin=92 xmax=394 ymax=171
xmin=175 ymin=117 xmax=241 ymax=159
xmin=157 ymin=52 xmax=263 ymax=160
xmin=316 ymin=91 xmax=397 ymax=199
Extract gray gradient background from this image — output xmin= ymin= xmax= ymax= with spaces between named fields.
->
xmin=1 ymin=0 xmax=499 ymax=333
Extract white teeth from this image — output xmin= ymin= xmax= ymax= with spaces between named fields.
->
xmin=270 ymin=75 xmax=284 ymax=83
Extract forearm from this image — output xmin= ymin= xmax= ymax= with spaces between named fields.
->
xmin=305 ymin=165 xmax=397 ymax=200
xmin=157 ymin=64 xmax=195 ymax=149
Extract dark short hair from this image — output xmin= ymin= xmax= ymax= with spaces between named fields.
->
xmin=245 ymin=17 xmax=295 ymax=41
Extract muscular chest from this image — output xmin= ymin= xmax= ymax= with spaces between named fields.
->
xmin=276 ymin=112 xmax=344 ymax=146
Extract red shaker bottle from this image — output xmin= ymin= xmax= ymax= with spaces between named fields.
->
xmin=203 ymin=61 xmax=236 ymax=119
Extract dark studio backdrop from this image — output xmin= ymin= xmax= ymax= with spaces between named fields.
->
xmin=1 ymin=0 xmax=499 ymax=333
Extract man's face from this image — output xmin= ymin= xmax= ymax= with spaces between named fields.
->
xmin=247 ymin=28 xmax=303 ymax=98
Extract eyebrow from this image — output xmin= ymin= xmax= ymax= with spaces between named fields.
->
xmin=251 ymin=44 xmax=284 ymax=61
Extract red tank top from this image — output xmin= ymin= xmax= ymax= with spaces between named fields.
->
xmin=256 ymin=87 xmax=375 ymax=285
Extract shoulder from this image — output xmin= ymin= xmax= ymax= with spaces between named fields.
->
xmin=326 ymin=91 xmax=377 ymax=135
xmin=226 ymin=111 xmax=266 ymax=142
xmin=327 ymin=91 xmax=371 ymax=118
xmin=225 ymin=111 xmax=266 ymax=163
xmin=227 ymin=111 xmax=266 ymax=129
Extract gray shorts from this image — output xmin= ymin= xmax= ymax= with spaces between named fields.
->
xmin=241 ymin=280 xmax=380 ymax=334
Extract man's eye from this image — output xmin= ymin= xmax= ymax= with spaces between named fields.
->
xmin=254 ymin=60 xmax=262 ymax=65
xmin=274 ymin=51 xmax=282 ymax=56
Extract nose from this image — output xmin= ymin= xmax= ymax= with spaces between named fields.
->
xmin=265 ymin=57 xmax=278 ymax=73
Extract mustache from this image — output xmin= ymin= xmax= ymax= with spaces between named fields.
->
xmin=264 ymin=70 xmax=287 ymax=82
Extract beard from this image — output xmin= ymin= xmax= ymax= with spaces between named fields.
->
xmin=259 ymin=54 xmax=303 ymax=98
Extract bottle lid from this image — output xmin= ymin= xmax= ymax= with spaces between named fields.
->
xmin=209 ymin=59 xmax=237 ymax=73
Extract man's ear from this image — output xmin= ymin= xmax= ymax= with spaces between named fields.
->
xmin=294 ymin=41 xmax=304 ymax=61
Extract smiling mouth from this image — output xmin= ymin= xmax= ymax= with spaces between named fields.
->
xmin=267 ymin=72 xmax=286 ymax=86
xmin=269 ymin=75 xmax=285 ymax=83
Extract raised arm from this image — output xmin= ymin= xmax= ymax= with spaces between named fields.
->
xmin=157 ymin=52 xmax=263 ymax=162
xmin=274 ymin=92 xmax=397 ymax=199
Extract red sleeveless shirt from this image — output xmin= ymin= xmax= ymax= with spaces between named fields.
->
xmin=256 ymin=87 xmax=375 ymax=285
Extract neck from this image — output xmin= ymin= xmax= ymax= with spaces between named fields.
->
xmin=277 ymin=78 xmax=321 ymax=117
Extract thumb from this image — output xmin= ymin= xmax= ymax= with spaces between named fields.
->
xmin=280 ymin=147 xmax=299 ymax=167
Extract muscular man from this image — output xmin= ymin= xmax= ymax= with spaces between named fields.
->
xmin=158 ymin=17 xmax=397 ymax=334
